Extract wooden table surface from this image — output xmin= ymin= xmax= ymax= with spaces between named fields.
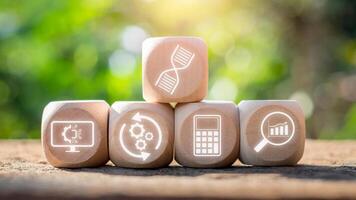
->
xmin=0 ymin=140 xmax=355 ymax=199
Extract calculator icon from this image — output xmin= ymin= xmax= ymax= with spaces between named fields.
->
xmin=193 ymin=115 xmax=222 ymax=157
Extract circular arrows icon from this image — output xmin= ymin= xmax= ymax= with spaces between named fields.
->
xmin=119 ymin=112 xmax=162 ymax=161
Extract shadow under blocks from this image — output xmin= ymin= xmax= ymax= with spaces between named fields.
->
xmin=65 ymin=164 xmax=356 ymax=181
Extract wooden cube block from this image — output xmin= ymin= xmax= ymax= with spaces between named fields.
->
xmin=142 ymin=37 xmax=208 ymax=103
xmin=175 ymin=101 xmax=239 ymax=168
xmin=41 ymin=100 xmax=110 ymax=168
xmin=109 ymin=102 xmax=174 ymax=168
xmin=238 ymin=100 xmax=305 ymax=166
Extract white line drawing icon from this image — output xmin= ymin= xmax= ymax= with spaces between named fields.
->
xmin=62 ymin=124 xmax=82 ymax=144
xmin=268 ymin=122 xmax=289 ymax=137
xmin=119 ymin=112 xmax=162 ymax=161
xmin=50 ymin=121 xmax=94 ymax=153
xmin=155 ymin=44 xmax=195 ymax=95
xmin=254 ymin=111 xmax=295 ymax=153
xmin=193 ymin=115 xmax=221 ymax=157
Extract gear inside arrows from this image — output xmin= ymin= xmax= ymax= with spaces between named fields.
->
xmin=129 ymin=122 xmax=154 ymax=152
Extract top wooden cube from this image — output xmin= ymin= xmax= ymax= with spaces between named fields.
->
xmin=142 ymin=37 xmax=208 ymax=103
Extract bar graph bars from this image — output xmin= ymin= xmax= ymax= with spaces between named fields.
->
xmin=268 ymin=121 xmax=289 ymax=137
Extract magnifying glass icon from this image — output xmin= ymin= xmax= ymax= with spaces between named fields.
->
xmin=254 ymin=111 xmax=295 ymax=153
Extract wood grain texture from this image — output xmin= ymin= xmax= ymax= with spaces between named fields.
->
xmin=0 ymin=140 xmax=355 ymax=199
xmin=142 ymin=37 xmax=208 ymax=103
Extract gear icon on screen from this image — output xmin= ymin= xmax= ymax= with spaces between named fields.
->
xmin=129 ymin=123 xmax=145 ymax=139
xmin=135 ymin=139 xmax=147 ymax=151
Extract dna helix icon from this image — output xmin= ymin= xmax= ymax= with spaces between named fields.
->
xmin=155 ymin=44 xmax=195 ymax=95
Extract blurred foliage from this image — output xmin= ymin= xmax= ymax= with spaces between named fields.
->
xmin=0 ymin=0 xmax=355 ymax=139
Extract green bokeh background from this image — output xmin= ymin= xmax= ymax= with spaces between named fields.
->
xmin=0 ymin=0 xmax=355 ymax=139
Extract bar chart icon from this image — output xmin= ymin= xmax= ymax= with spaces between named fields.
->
xmin=255 ymin=111 xmax=296 ymax=152
xmin=268 ymin=121 xmax=289 ymax=137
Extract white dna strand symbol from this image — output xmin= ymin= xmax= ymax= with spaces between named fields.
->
xmin=155 ymin=45 xmax=195 ymax=95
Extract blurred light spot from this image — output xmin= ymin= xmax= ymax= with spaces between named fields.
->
xmin=6 ymin=47 xmax=30 ymax=75
xmin=339 ymin=75 xmax=356 ymax=102
xmin=290 ymin=91 xmax=314 ymax=118
xmin=209 ymin=30 xmax=234 ymax=56
xmin=0 ymin=12 xmax=18 ymax=38
xmin=74 ymin=44 xmax=98 ymax=74
xmin=0 ymin=80 xmax=10 ymax=105
xmin=121 ymin=26 xmax=149 ymax=54
xmin=225 ymin=47 xmax=251 ymax=71
xmin=229 ymin=11 xmax=257 ymax=36
xmin=209 ymin=78 xmax=238 ymax=101
xmin=109 ymin=50 xmax=136 ymax=77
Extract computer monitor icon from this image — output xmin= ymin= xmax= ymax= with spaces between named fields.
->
xmin=50 ymin=121 xmax=95 ymax=153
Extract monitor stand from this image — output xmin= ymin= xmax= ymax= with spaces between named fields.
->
xmin=66 ymin=146 xmax=80 ymax=153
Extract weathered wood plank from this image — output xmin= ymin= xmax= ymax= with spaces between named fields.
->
xmin=0 ymin=140 xmax=355 ymax=199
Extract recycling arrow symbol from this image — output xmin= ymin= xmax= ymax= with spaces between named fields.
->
xmin=119 ymin=112 xmax=162 ymax=161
